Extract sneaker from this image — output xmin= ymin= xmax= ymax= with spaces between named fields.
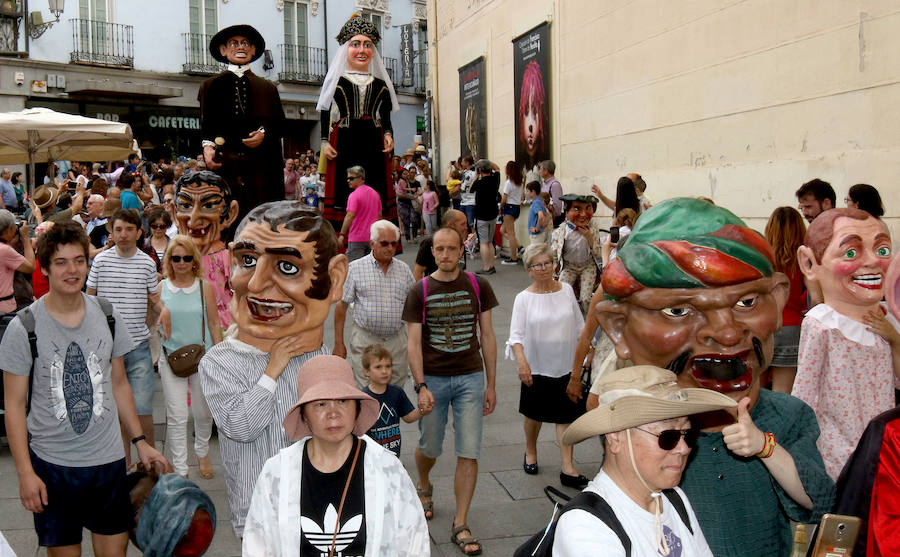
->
xmin=501 ymin=258 xmax=519 ymax=265
xmin=476 ymin=267 xmax=496 ymax=275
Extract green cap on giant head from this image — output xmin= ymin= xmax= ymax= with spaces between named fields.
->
xmin=602 ymin=198 xmax=775 ymax=300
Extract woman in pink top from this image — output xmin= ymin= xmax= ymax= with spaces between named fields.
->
xmin=421 ymin=180 xmax=438 ymax=235
xmin=0 ymin=211 xmax=34 ymax=313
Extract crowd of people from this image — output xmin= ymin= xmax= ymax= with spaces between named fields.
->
xmin=0 ymin=120 xmax=898 ymax=555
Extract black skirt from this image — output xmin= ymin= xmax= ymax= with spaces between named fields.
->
xmin=519 ymin=373 xmax=586 ymax=424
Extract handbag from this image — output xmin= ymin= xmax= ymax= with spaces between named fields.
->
xmin=164 ymin=280 xmax=206 ymax=378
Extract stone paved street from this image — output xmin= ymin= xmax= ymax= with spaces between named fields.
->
xmin=0 ymin=241 xmax=606 ymax=556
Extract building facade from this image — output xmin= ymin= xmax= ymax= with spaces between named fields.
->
xmin=425 ymin=0 xmax=899 ymax=231
xmin=0 ymin=0 xmax=428 ymax=163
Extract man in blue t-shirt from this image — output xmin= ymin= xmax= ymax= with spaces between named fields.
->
xmin=118 ymin=173 xmax=141 ymax=210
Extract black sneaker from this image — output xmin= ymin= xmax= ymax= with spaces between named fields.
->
xmin=501 ymin=258 xmax=519 ymax=265
xmin=476 ymin=267 xmax=496 ymax=275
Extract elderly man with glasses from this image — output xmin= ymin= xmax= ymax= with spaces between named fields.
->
xmin=336 ymin=165 xmax=382 ymax=263
xmin=334 ymin=219 xmax=415 ymax=388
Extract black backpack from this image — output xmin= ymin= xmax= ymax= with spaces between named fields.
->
xmin=0 ymin=296 xmax=115 ymax=416
xmin=514 ymin=485 xmax=694 ymax=557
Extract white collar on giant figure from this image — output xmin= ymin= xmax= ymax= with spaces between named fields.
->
xmin=227 ymin=64 xmax=251 ymax=78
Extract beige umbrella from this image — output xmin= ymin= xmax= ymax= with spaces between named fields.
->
xmin=0 ymin=107 xmax=135 ymax=192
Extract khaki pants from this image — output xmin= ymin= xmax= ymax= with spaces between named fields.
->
xmin=347 ymin=324 xmax=410 ymax=389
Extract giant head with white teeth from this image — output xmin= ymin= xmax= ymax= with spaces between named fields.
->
xmin=594 ymin=197 xmax=789 ymax=427
xmin=229 ymin=201 xmax=348 ymax=352
xmin=798 ymin=207 xmax=892 ymax=320
xmin=173 ymin=170 xmax=239 ymax=256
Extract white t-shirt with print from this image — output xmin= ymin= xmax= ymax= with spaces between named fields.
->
xmin=553 ymin=470 xmax=713 ymax=557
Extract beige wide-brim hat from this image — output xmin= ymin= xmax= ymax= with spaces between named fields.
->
xmin=562 ymin=365 xmax=737 ymax=446
xmin=33 ymin=185 xmax=59 ymax=210
xmin=283 ymin=355 xmax=380 ymax=441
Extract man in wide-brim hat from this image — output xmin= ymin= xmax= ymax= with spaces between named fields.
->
xmin=198 ymin=24 xmax=285 ymax=227
xmin=553 ymin=365 xmax=735 ymax=556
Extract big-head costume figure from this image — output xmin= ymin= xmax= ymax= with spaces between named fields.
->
xmin=199 ymin=201 xmax=348 ymax=537
xmin=173 ymin=170 xmax=239 ymax=328
xmin=549 ymin=193 xmax=605 ymax=314
xmin=594 ymin=198 xmax=834 ymax=557
xmin=199 ymin=25 xmax=285 ymax=223
xmin=792 ymin=208 xmax=899 ymax=480
xmin=317 ymin=14 xmax=399 ymax=230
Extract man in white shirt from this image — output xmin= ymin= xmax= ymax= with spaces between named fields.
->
xmin=553 ymin=366 xmax=736 ymax=556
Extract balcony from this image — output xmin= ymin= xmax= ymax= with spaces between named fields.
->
xmin=383 ymin=56 xmax=426 ymax=96
xmin=383 ymin=56 xmax=399 ymax=86
xmin=414 ymin=62 xmax=427 ymax=95
xmin=278 ymin=44 xmax=327 ymax=84
xmin=70 ymin=19 xmax=133 ymax=68
xmin=181 ymin=32 xmax=224 ymax=75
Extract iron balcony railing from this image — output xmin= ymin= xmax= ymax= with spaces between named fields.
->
xmin=182 ymin=32 xmax=224 ymax=75
xmin=383 ymin=56 xmax=399 ymax=86
xmin=383 ymin=57 xmax=427 ymax=95
xmin=414 ymin=61 xmax=427 ymax=95
xmin=278 ymin=44 xmax=327 ymax=84
xmin=70 ymin=18 xmax=133 ymax=67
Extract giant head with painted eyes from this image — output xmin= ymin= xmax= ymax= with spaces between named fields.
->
xmin=173 ymin=171 xmax=239 ymax=255
xmin=595 ymin=198 xmax=789 ymax=409
xmin=229 ymin=201 xmax=348 ymax=352
xmin=798 ymin=208 xmax=892 ymax=322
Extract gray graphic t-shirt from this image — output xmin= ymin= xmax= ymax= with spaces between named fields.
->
xmin=0 ymin=294 xmax=134 ymax=466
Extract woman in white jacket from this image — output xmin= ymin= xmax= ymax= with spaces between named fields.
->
xmin=243 ymin=355 xmax=429 ymax=557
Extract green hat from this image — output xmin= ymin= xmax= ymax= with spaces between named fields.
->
xmin=602 ymin=198 xmax=775 ymax=300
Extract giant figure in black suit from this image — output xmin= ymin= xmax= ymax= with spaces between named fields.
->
xmin=200 ymin=24 xmax=285 ymax=224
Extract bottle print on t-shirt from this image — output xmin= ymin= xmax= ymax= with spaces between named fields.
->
xmin=50 ymin=342 xmax=108 ymax=434
xmin=424 ymin=289 xmax=477 ymax=352
xmin=300 ymin=504 xmax=363 ymax=557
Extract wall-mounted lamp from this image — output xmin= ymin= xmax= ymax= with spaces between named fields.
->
xmin=29 ymin=0 xmax=64 ymax=39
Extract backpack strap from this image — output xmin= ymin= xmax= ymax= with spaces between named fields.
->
xmin=92 ymin=295 xmax=116 ymax=341
xmin=662 ymin=488 xmax=694 ymax=535
xmin=421 ymin=276 xmax=429 ymax=324
xmin=17 ymin=308 xmax=37 ymax=417
xmin=464 ymin=271 xmax=481 ymax=316
xmin=563 ymin=491 xmax=632 ymax=556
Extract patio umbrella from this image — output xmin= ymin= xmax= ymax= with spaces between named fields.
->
xmin=0 ymin=107 xmax=136 ymax=192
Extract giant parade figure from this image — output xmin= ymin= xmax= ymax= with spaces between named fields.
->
xmin=571 ymin=198 xmax=834 ymax=557
xmin=199 ymin=201 xmax=348 ymax=537
xmin=200 ymin=24 xmax=285 ymax=224
xmin=318 ymin=14 xmax=399 ymax=231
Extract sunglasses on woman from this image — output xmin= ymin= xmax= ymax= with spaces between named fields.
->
xmin=171 ymin=255 xmax=194 ymax=263
xmin=149 ymin=224 xmax=167 ymax=230
xmin=633 ymin=427 xmax=700 ymax=450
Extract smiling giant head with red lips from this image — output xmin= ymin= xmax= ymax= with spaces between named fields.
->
xmin=595 ymin=198 xmax=789 ymax=423
xmin=230 ymin=201 xmax=347 ymax=353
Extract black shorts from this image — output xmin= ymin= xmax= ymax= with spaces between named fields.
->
xmin=30 ymin=450 xmax=133 ymax=547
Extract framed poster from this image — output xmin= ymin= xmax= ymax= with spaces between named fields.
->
xmin=458 ymin=56 xmax=486 ymax=161
xmin=513 ymin=22 xmax=551 ymax=178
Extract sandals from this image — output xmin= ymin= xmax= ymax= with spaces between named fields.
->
xmin=417 ymin=483 xmax=434 ymax=520
xmin=198 ymin=456 xmax=215 ymax=479
xmin=451 ymin=523 xmax=483 ymax=556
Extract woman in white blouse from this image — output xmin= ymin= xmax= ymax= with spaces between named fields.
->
xmin=507 ymin=242 xmax=589 ymax=489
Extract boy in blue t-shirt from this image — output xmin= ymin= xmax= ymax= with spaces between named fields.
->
xmin=302 ymin=184 xmax=320 ymax=211
xmin=526 ymin=181 xmax=549 ymax=244
xmin=361 ymin=344 xmax=427 ymax=456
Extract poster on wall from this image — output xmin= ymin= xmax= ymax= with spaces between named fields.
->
xmin=458 ymin=56 xmax=486 ymax=161
xmin=513 ymin=22 xmax=551 ymax=179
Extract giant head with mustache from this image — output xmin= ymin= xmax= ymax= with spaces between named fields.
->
xmin=596 ymin=198 xmax=789 ymax=427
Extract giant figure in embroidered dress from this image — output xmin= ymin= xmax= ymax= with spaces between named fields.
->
xmin=199 ymin=24 xmax=285 ymax=224
xmin=199 ymin=201 xmax=348 ymax=536
xmin=318 ymin=15 xmax=399 ymax=232
xmin=792 ymin=208 xmax=898 ymax=480
xmin=590 ymin=198 xmax=834 ymax=557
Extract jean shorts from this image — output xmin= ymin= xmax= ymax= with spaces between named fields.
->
xmin=418 ymin=372 xmax=485 ymax=460
xmin=30 ymin=450 xmax=133 ymax=547
xmin=123 ymin=339 xmax=157 ymax=415
xmin=461 ymin=205 xmax=476 ymax=225
xmin=501 ymin=205 xmax=521 ymax=219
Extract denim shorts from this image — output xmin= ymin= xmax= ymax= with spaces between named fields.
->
xmin=123 ymin=339 xmax=157 ymax=415
xmin=461 ymin=205 xmax=476 ymax=225
xmin=501 ymin=205 xmax=521 ymax=219
xmin=418 ymin=372 xmax=485 ymax=460
xmin=30 ymin=450 xmax=133 ymax=546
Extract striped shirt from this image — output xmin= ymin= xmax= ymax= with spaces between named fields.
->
xmin=200 ymin=338 xmax=328 ymax=538
xmin=342 ymin=254 xmax=415 ymax=336
xmin=86 ymin=248 xmax=158 ymax=343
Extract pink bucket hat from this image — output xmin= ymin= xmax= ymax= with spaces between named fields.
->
xmin=283 ymin=355 xmax=379 ymax=441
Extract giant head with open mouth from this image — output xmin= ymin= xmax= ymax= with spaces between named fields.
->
xmin=596 ymin=198 xmax=789 ymax=417
xmin=230 ymin=201 xmax=347 ymax=352
xmin=798 ymin=207 xmax=892 ymax=323
xmin=174 ymin=170 xmax=239 ymax=256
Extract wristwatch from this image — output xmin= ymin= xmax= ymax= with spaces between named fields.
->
xmin=414 ymin=382 xmax=428 ymax=394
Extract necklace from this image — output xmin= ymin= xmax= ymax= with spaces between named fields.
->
xmin=532 ymin=281 xmax=558 ymax=294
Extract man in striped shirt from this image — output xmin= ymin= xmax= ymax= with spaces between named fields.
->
xmin=87 ymin=208 xmax=164 ymax=468
xmin=200 ymin=202 xmax=348 ymax=537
